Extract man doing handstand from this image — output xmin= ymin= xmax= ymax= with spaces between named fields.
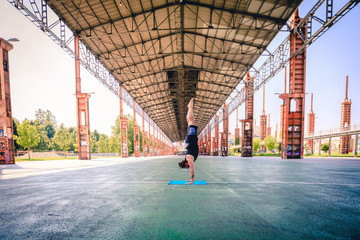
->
xmin=178 ymin=98 xmax=199 ymax=184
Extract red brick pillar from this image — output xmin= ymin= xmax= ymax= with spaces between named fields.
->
xmin=0 ymin=38 xmax=15 ymax=164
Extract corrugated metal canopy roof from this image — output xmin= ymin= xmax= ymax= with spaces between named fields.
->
xmin=46 ymin=0 xmax=302 ymax=142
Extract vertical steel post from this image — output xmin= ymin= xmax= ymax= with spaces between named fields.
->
xmin=207 ymin=125 xmax=211 ymax=155
xmin=142 ymin=110 xmax=147 ymax=157
xmin=0 ymin=38 xmax=15 ymax=164
xmin=133 ymin=101 xmax=140 ymax=157
xmin=149 ymin=120 xmax=153 ymax=156
xmin=328 ymin=137 xmax=331 ymax=157
xmin=213 ymin=115 xmax=219 ymax=156
xmin=120 ymin=86 xmax=128 ymax=158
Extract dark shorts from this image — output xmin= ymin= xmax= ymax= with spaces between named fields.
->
xmin=185 ymin=125 xmax=199 ymax=161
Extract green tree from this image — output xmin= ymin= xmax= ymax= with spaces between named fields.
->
xmin=34 ymin=109 xmax=57 ymax=150
xmin=253 ymin=137 xmax=261 ymax=153
xmin=14 ymin=119 xmax=40 ymax=159
xmin=128 ymin=120 xmax=134 ymax=154
xmin=90 ymin=131 xmax=98 ymax=153
xmin=321 ymin=143 xmax=329 ymax=153
xmin=264 ymin=135 xmax=277 ymax=152
xmin=68 ymin=127 xmax=77 ymax=152
xmin=235 ymin=137 xmax=240 ymax=145
xmin=13 ymin=118 xmax=22 ymax=151
xmin=52 ymin=124 xmax=72 ymax=158
xmin=93 ymin=129 xmax=100 ymax=142
xmin=109 ymin=135 xmax=121 ymax=154
xmin=35 ymin=128 xmax=50 ymax=152
xmin=96 ymin=135 xmax=110 ymax=153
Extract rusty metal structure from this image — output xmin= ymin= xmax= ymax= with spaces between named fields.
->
xmin=280 ymin=66 xmax=287 ymax=143
xmin=120 ymin=86 xmax=129 ymax=158
xmin=279 ymin=9 xmax=306 ymax=159
xmin=307 ymin=93 xmax=315 ymax=154
xmin=142 ymin=110 xmax=148 ymax=157
xmin=75 ymin=36 xmax=91 ymax=160
xmin=8 ymin=0 xmax=304 ymax=143
xmin=340 ymin=76 xmax=352 ymax=154
xmin=199 ymin=1 xmax=358 ymax=142
xmin=8 ymin=0 xmax=358 ymax=157
xmin=149 ymin=119 xmax=153 ymax=156
xmin=212 ymin=115 xmax=219 ymax=156
xmin=133 ymin=100 xmax=141 ymax=157
xmin=221 ymin=104 xmax=229 ymax=156
xmin=207 ymin=125 xmax=211 ymax=155
xmin=259 ymin=85 xmax=267 ymax=141
xmin=0 ymin=38 xmax=15 ymax=164
xmin=241 ymin=73 xmax=254 ymax=157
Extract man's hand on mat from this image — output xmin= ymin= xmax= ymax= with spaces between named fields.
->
xmin=186 ymin=180 xmax=194 ymax=184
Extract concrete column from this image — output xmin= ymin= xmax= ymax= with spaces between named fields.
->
xmin=319 ymin=138 xmax=321 ymax=156
xmin=328 ymin=137 xmax=331 ymax=157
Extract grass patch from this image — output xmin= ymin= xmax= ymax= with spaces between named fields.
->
xmin=15 ymin=157 xmax=78 ymax=162
xmin=228 ymin=152 xmax=281 ymax=157
xmin=15 ymin=155 xmax=123 ymax=162
xmin=254 ymin=153 xmax=281 ymax=157
xmin=306 ymin=152 xmax=359 ymax=158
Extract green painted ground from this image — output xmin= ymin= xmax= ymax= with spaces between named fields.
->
xmin=1 ymin=156 xmax=360 ymax=239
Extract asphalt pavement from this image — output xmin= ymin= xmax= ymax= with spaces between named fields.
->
xmin=1 ymin=156 xmax=359 ymax=239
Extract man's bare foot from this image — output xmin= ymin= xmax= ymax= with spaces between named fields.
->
xmin=187 ymin=98 xmax=194 ymax=108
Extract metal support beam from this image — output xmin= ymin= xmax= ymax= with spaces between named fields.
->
xmin=279 ymin=10 xmax=306 ymax=159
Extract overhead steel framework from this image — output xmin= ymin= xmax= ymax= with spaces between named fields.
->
xmin=9 ymin=0 xmax=304 ymax=142
xmin=8 ymin=0 xmax=358 ymax=142
xmin=199 ymin=0 xmax=359 ymax=139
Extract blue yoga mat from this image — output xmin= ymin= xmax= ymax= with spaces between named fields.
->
xmin=168 ymin=180 xmax=207 ymax=185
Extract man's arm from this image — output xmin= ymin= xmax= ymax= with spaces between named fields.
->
xmin=186 ymin=156 xmax=195 ymax=184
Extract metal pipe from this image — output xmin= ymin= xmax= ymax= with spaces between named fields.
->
xmin=345 ymin=76 xmax=348 ymax=101
xmin=262 ymin=85 xmax=265 ymax=115
xmin=74 ymin=35 xmax=81 ymax=94
xmin=120 ymin=86 xmax=123 ymax=119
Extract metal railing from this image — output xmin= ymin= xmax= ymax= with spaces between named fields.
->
xmin=305 ymin=123 xmax=360 ymax=138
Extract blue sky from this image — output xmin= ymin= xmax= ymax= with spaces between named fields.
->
xmin=1 ymin=1 xmax=359 ymax=139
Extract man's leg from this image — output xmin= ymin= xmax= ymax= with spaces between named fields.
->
xmin=187 ymin=98 xmax=195 ymax=126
